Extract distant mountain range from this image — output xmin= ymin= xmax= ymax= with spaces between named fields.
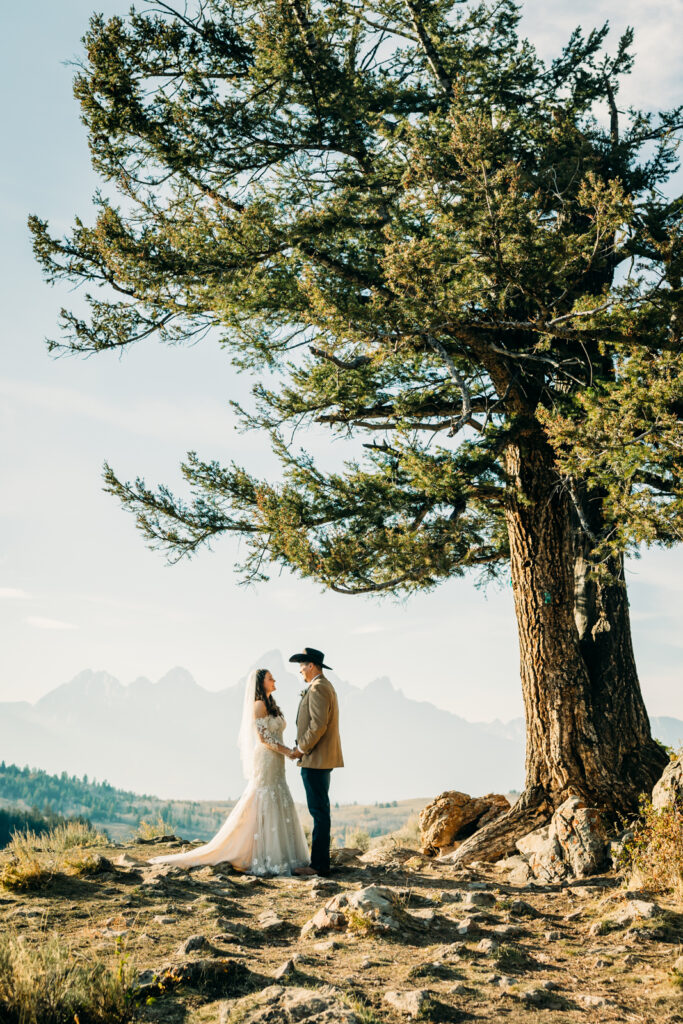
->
xmin=1 ymin=652 xmax=680 ymax=805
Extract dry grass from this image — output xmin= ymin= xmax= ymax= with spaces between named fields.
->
xmin=0 ymin=932 xmax=137 ymax=1024
xmin=135 ymin=816 xmax=172 ymax=840
xmin=623 ymin=797 xmax=683 ymax=897
xmin=0 ymin=821 xmax=110 ymax=891
xmin=345 ymin=827 xmax=371 ymax=852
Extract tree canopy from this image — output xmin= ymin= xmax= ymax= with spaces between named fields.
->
xmin=30 ymin=0 xmax=682 ymax=594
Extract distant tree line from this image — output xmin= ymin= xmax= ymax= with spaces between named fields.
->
xmin=0 ymin=805 xmax=92 ymax=849
xmin=0 ymin=762 xmax=229 ymax=839
xmin=0 ymin=762 xmax=149 ymax=820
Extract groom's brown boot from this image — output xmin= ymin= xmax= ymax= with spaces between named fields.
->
xmin=293 ymin=866 xmax=317 ymax=876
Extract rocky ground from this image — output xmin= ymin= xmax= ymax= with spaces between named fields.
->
xmin=2 ymin=833 xmax=683 ymax=1023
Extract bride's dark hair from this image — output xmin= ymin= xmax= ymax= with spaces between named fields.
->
xmin=255 ymin=668 xmax=281 ymax=717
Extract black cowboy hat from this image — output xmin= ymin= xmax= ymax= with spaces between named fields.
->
xmin=288 ymin=647 xmax=333 ymax=670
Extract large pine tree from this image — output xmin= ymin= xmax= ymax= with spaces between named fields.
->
xmin=31 ymin=0 xmax=682 ymax=861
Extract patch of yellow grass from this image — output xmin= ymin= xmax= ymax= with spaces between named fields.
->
xmin=135 ymin=816 xmax=171 ymax=840
xmin=0 ymin=821 xmax=110 ymax=891
xmin=0 ymin=932 xmax=137 ymax=1024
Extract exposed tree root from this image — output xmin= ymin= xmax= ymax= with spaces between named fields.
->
xmin=442 ymin=788 xmax=551 ymax=867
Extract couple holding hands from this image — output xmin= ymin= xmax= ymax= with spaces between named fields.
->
xmin=151 ymin=647 xmax=343 ymax=877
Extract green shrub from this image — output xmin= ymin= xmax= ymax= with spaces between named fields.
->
xmin=623 ymin=796 xmax=683 ymax=897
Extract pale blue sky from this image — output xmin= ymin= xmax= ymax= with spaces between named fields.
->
xmin=1 ymin=1 xmax=682 ymax=721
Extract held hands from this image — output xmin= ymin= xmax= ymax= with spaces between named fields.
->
xmin=290 ymin=747 xmax=304 ymax=761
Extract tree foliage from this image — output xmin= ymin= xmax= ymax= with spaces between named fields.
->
xmin=30 ymin=0 xmax=683 ymax=594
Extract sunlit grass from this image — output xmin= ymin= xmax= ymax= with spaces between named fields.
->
xmin=0 ymin=932 xmax=137 ymax=1024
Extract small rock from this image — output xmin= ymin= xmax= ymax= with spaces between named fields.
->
xmin=438 ymin=890 xmax=462 ymax=903
xmin=521 ymin=987 xmax=548 ymax=1005
xmin=625 ymin=898 xmax=659 ymax=919
xmin=455 ymin=916 xmax=477 ymax=935
xmin=213 ymin=932 xmax=241 ymax=944
xmin=564 ymin=909 xmax=582 ymax=921
xmin=409 ymin=908 xmax=437 ymax=924
xmin=384 ymin=989 xmax=429 ymax=1018
xmin=492 ymin=924 xmax=524 ymax=938
xmin=438 ymin=942 xmax=465 ymax=959
xmin=623 ymin=953 xmax=642 ymax=967
xmin=178 ymin=934 xmax=210 ymax=955
xmin=544 ymin=930 xmax=561 ymax=941
xmin=497 ymin=976 xmax=514 ymax=988
xmin=477 ymin=938 xmax=499 ymax=954
xmin=152 ymin=915 xmax=177 ymax=925
xmin=274 ymin=959 xmax=296 ymax=979
xmin=450 ymin=982 xmax=468 ymax=994
xmin=258 ymin=909 xmax=286 ymax=932
xmin=484 ymin=972 xmax=500 ymax=983
xmin=464 ymin=890 xmax=496 ymax=908
xmin=540 ymin=979 xmax=559 ymax=991
xmin=510 ymin=899 xmax=538 ymax=918
xmin=577 ymin=993 xmax=610 ymax=1007
xmin=258 ymin=985 xmax=286 ymax=1003
xmin=314 ymin=938 xmax=341 ymax=953
xmin=115 ymin=853 xmax=143 ymax=869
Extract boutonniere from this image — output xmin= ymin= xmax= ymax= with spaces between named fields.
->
xmin=299 ymin=688 xmax=308 ymax=700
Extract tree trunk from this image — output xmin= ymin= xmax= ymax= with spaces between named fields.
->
xmin=449 ymin=438 xmax=666 ymax=866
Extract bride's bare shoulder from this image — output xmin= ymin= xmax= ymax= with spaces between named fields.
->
xmin=254 ymin=699 xmax=268 ymax=718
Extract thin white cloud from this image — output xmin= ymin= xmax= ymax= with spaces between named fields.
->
xmin=0 ymin=378 xmax=240 ymax=446
xmin=25 ymin=616 xmax=78 ymax=631
xmin=0 ymin=588 xmax=30 ymax=599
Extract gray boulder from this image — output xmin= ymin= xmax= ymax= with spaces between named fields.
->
xmin=553 ymin=797 xmax=607 ymax=877
xmin=516 ymin=824 xmax=567 ymax=883
xmin=515 ymin=796 xmax=607 ymax=881
xmin=229 ymin=985 xmax=361 ymax=1024
xmin=652 ymin=757 xmax=683 ymax=811
xmin=301 ymin=885 xmax=417 ymax=939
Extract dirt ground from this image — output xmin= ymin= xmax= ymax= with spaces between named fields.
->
xmin=2 ymin=836 xmax=683 ymax=1023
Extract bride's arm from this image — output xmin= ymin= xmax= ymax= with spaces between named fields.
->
xmin=254 ymin=702 xmax=295 ymax=757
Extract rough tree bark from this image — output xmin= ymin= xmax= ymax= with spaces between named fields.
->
xmin=449 ymin=436 xmax=667 ymax=865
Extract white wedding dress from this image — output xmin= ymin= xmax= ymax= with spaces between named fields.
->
xmin=149 ymin=712 xmax=310 ymax=875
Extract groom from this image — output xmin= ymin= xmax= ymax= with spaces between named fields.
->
xmin=289 ymin=647 xmax=344 ymax=877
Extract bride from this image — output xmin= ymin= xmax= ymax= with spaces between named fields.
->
xmin=149 ymin=668 xmax=310 ymax=875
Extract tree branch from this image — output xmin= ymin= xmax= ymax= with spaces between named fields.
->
xmin=425 ymin=334 xmax=485 ymax=434
xmin=403 ymin=0 xmax=453 ymax=94
xmin=309 ymin=345 xmax=371 ymax=369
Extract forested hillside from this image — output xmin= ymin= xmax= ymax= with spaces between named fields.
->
xmin=0 ymin=762 xmax=425 ymax=845
xmin=0 ymin=762 xmax=234 ymax=843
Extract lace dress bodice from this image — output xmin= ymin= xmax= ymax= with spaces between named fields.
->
xmin=149 ymin=709 xmax=309 ymax=876
xmin=253 ymin=714 xmax=288 ymax=785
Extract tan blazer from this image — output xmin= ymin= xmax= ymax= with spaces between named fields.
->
xmin=296 ymin=674 xmax=344 ymax=770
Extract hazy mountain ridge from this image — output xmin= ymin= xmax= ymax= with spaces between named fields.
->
xmin=1 ymin=652 xmax=679 ymax=803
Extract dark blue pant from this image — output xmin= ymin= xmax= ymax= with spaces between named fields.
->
xmin=301 ymin=768 xmax=332 ymax=873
